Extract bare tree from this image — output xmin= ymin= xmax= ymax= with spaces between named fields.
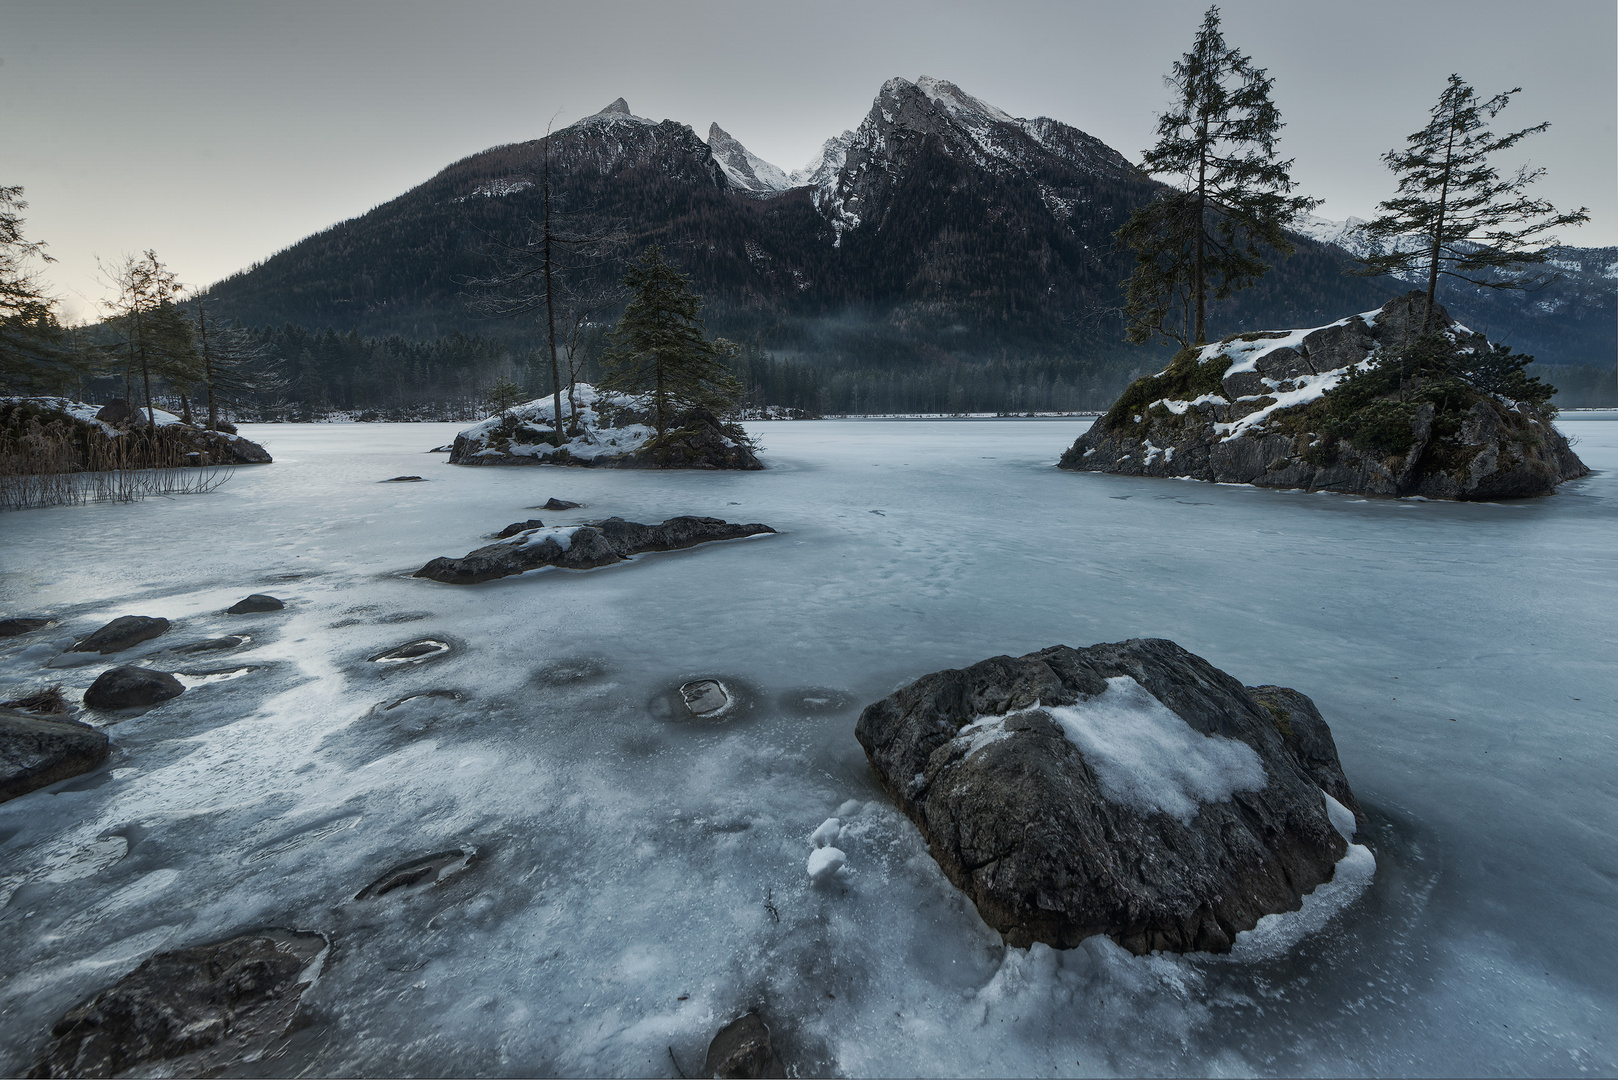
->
xmin=466 ymin=121 xmax=624 ymax=442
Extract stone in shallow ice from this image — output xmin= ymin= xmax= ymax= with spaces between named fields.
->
xmin=678 ymin=679 xmax=729 ymax=716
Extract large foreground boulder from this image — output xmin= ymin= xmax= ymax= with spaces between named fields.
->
xmin=855 ymin=638 xmax=1361 ymax=954
xmin=448 ymin=384 xmax=762 ymax=470
xmin=31 ymin=930 xmax=327 ymax=1078
xmin=1059 ymin=293 xmax=1588 ymax=499
xmin=415 ymin=516 xmax=775 ymax=585
xmin=0 ymin=708 xmax=110 ymax=803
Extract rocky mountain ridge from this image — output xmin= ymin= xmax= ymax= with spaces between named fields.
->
xmin=197 ymin=78 xmax=1614 ymax=381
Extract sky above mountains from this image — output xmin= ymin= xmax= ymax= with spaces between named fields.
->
xmin=5 ymin=0 xmax=1614 ymax=323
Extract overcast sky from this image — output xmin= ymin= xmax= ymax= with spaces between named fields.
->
xmin=5 ymin=0 xmax=1614 ymax=324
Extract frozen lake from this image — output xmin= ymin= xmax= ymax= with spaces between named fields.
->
xmin=2 ymin=417 xmax=1615 ymax=1076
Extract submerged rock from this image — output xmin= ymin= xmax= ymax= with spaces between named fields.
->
xmin=173 ymin=635 xmax=249 ymax=654
xmin=354 ymin=849 xmax=473 ymax=900
xmin=31 ymin=930 xmax=326 ymax=1078
xmin=0 ymin=707 xmax=110 ymax=803
xmin=704 ymin=1013 xmax=774 ymax=1080
xmin=83 ymin=666 xmax=184 ymax=710
xmin=854 ymin=638 xmax=1360 ymax=954
xmin=226 ymin=594 xmax=284 ymax=614
xmin=415 ymin=516 xmax=775 ymax=585
xmin=679 ymin=679 xmax=731 ymax=717
xmin=71 ymin=616 xmax=169 ymax=655
xmin=540 ymin=497 xmax=582 ymax=510
xmin=1059 ymin=292 xmax=1588 ymax=500
xmin=382 ymin=475 xmax=426 ymax=482
xmin=0 ymin=617 xmax=52 ymax=638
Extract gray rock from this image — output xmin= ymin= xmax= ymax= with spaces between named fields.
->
xmin=173 ymin=635 xmax=248 ymax=654
xmin=0 ymin=707 xmax=110 ymax=803
xmin=1253 ymin=345 xmax=1314 ymax=381
xmin=493 ymin=519 xmax=545 ymax=539
xmin=0 ymin=617 xmax=51 ymax=638
xmin=31 ymin=930 xmax=326 ymax=1079
xmin=854 ymin=638 xmax=1358 ymax=954
xmin=226 ymin=594 xmax=284 ymax=614
xmin=93 ymin=399 xmax=142 ymax=428
xmin=704 ymin=1013 xmax=773 ymax=1079
xmin=382 ymin=475 xmax=426 ymax=482
xmin=71 ymin=616 xmax=169 ymax=654
xmin=1301 ymin=316 xmax=1374 ymax=372
xmin=83 ymin=666 xmax=184 ymax=710
xmin=1245 ymin=685 xmax=1364 ymax=825
xmin=541 ymin=498 xmax=582 ymax=510
xmin=415 ymin=516 xmax=776 ymax=585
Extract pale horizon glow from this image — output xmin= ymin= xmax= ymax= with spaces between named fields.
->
xmin=3 ymin=0 xmax=1613 ymax=325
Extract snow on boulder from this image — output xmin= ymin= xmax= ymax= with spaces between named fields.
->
xmin=1059 ymin=291 xmax=1588 ymax=499
xmin=447 ymin=384 xmax=762 ymax=470
xmin=854 ymin=638 xmax=1366 ymax=954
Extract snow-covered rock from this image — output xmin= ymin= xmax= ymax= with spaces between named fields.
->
xmin=0 ymin=397 xmax=272 ymax=465
xmin=447 ymin=384 xmax=762 ymax=470
xmin=854 ymin=638 xmax=1365 ymax=954
xmin=1059 ymin=292 xmax=1589 ymax=500
xmin=414 ymin=515 xmax=776 ymax=585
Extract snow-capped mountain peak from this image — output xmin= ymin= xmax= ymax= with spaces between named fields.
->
xmin=914 ymin=75 xmax=1016 ymax=126
xmin=790 ymin=131 xmax=855 ymax=188
xmin=706 ymin=123 xmax=793 ymax=195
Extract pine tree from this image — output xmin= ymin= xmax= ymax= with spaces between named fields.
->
xmin=598 ymin=247 xmax=741 ymax=440
xmin=1356 ymin=74 xmax=1590 ymax=332
xmin=1117 ymin=5 xmax=1315 ymax=346
xmin=103 ymin=251 xmax=192 ymax=425
xmin=0 ymin=185 xmax=87 ymax=393
xmin=193 ymin=299 xmax=282 ymax=428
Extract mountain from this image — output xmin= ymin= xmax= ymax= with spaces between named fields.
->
xmin=200 ymin=77 xmax=1613 ymax=410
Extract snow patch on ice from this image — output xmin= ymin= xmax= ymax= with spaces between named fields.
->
xmin=807 ymin=845 xmax=846 ymax=883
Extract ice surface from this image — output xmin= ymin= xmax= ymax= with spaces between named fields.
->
xmin=1038 ymin=676 xmax=1267 ymax=824
xmin=1 ymin=417 xmax=1615 ymax=1075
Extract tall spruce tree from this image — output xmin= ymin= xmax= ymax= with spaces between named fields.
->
xmin=598 ymin=247 xmax=740 ymax=441
xmin=1356 ymin=74 xmax=1589 ymax=332
xmin=104 ymin=251 xmax=192 ymax=425
xmin=1117 ymin=6 xmax=1315 ymax=347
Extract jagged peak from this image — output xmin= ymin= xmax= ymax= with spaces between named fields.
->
xmin=569 ymin=97 xmax=657 ymax=129
xmin=915 ymin=76 xmax=1016 ymax=124
xmin=707 ymin=123 xmax=793 ymax=193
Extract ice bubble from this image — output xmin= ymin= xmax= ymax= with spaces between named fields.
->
xmin=806 ymin=846 xmax=846 ymax=883
xmin=809 ymin=817 xmax=842 ymax=848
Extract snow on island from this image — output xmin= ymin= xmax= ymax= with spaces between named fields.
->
xmin=447 ymin=384 xmax=762 ymax=470
xmin=1 ymin=397 xmax=272 ymax=465
xmin=1059 ymin=291 xmax=1588 ymax=500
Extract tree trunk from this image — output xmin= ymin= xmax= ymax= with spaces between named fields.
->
xmin=198 ymin=300 xmax=218 ymax=431
xmin=1423 ymin=109 xmax=1460 ymax=336
xmin=543 ymin=136 xmax=564 ymax=446
xmin=1194 ymin=126 xmax=1208 ymax=346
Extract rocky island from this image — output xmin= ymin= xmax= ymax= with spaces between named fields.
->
xmin=1059 ymin=293 xmax=1588 ymax=499
xmin=0 ymin=398 xmax=272 ymax=466
xmin=447 ymin=384 xmax=761 ymax=470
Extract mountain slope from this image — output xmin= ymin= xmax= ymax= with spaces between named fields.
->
xmin=201 ymin=79 xmax=1612 ymax=382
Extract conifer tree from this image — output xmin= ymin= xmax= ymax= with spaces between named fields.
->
xmin=1117 ymin=6 xmax=1315 ymax=347
xmin=104 ymin=251 xmax=193 ymax=425
xmin=598 ymin=247 xmax=741 ymax=441
xmin=1356 ymin=74 xmax=1589 ymax=332
xmin=0 ymin=185 xmax=86 ymax=393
